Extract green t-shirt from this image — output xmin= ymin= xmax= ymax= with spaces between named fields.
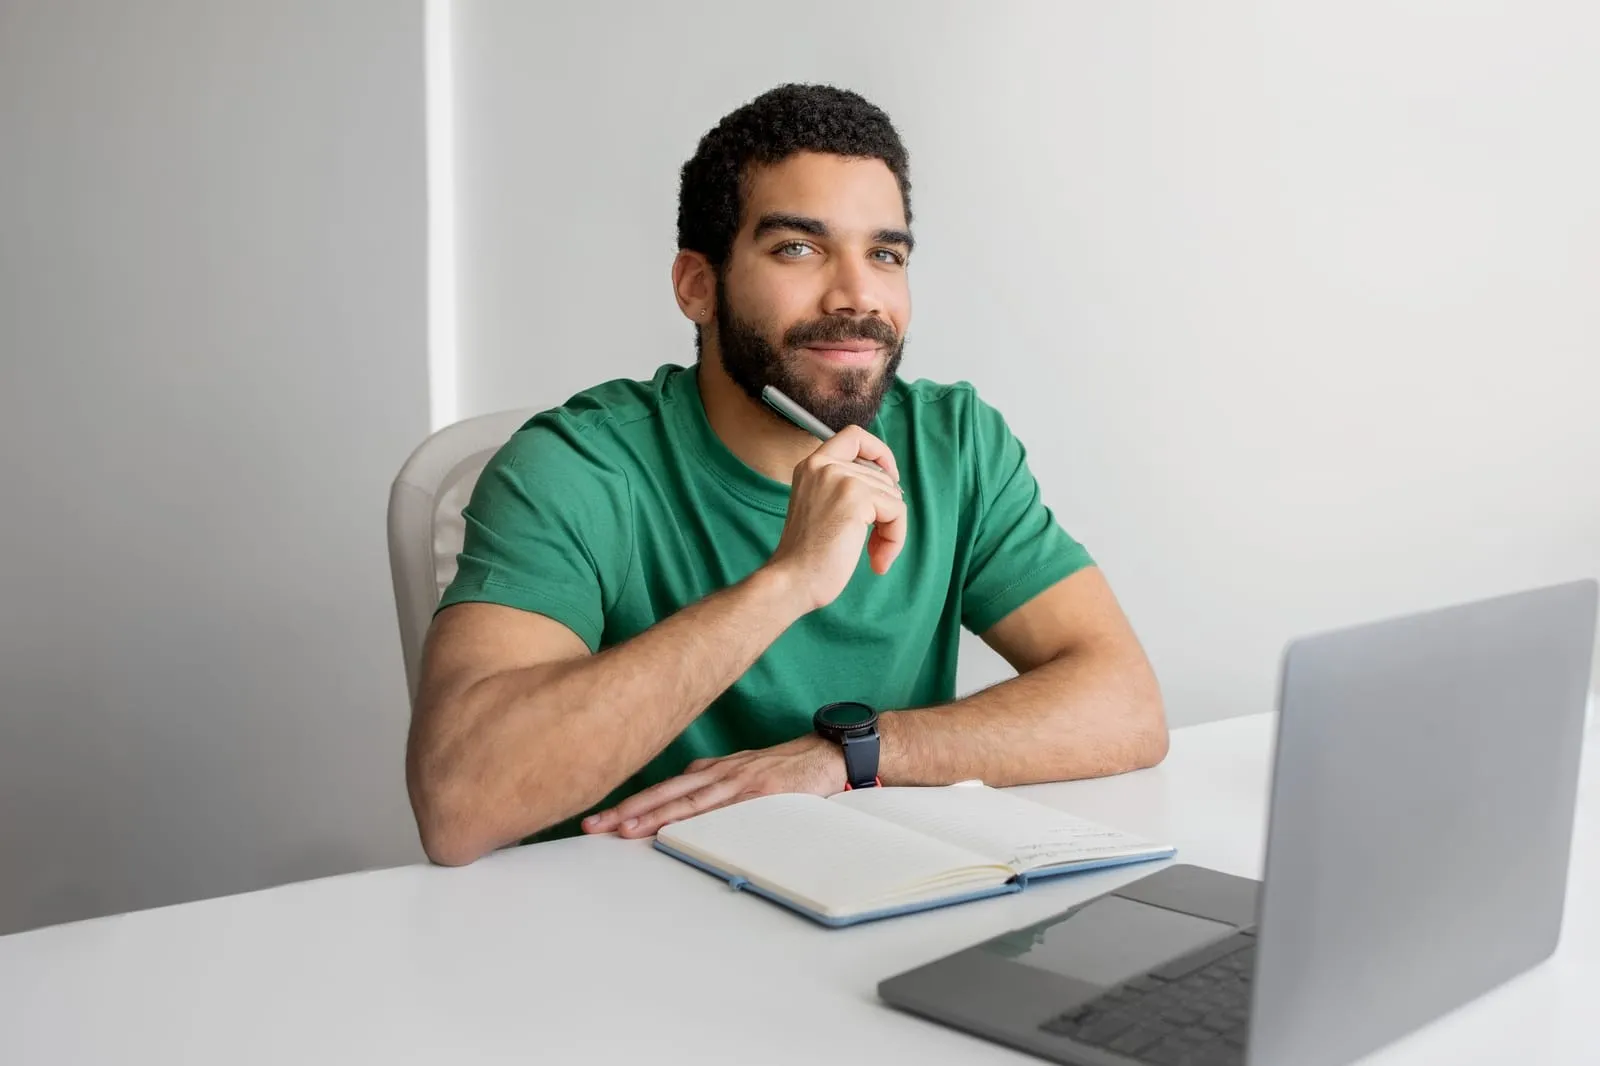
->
xmin=436 ymin=363 xmax=1093 ymax=841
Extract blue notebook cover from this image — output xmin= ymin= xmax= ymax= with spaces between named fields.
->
xmin=653 ymin=839 xmax=1176 ymax=928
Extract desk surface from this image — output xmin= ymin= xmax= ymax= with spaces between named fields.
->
xmin=1 ymin=713 xmax=1595 ymax=1065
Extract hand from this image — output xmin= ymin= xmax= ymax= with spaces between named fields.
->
xmin=581 ymin=735 xmax=847 ymax=839
xmin=764 ymin=425 xmax=908 ymax=611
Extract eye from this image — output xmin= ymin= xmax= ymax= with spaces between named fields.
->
xmin=775 ymin=241 xmax=816 ymax=259
xmin=871 ymin=248 xmax=907 ymax=266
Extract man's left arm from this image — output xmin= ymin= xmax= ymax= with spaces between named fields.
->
xmin=878 ymin=564 xmax=1168 ymax=786
xmin=590 ymin=566 xmax=1166 ymax=838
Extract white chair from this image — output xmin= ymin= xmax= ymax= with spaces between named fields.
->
xmin=387 ymin=409 xmax=537 ymax=704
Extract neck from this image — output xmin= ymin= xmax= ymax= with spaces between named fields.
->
xmin=695 ymin=347 xmax=820 ymax=485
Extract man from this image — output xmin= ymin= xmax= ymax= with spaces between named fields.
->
xmin=406 ymin=84 xmax=1166 ymax=866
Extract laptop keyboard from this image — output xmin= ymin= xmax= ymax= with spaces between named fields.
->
xmin=1039 ymin=931 xmax=1256 ymax=1066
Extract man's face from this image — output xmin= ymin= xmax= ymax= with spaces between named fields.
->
xmin=713 ymin=151 xmax=913 ymax=432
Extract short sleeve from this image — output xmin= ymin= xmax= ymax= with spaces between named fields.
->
xmin=959 ymin=395 xmax=1094 ymax=634
xmin=434 ymin=417 xmax=632 ymax=652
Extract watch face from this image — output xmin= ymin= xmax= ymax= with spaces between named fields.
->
xmin=817 ymin=701 xmax=875 ymax=730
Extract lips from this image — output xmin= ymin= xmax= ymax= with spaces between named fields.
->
xmin=806 ymin=340 xmax=878 ymax=352
xmin=804 ymin=345 xmax=883 ymax=365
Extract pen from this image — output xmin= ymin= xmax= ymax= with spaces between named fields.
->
xmin=760 ymin=385 xmax=906 ymax=497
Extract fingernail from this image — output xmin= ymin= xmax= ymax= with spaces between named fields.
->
xmin=623 ymin=818 xmax=638 ymax=832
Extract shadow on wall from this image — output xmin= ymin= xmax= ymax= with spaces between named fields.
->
xmin=0 ymin=603 xmax=420 ymax=936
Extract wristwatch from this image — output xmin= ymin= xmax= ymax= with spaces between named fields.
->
xmin=813 ymin=701 xmax=881 ymax=790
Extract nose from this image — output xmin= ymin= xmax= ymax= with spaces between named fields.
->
xmin=820 ymin=253 xmax=883 ymax=321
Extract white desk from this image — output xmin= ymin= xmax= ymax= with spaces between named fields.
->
xmin=1 ymin=713 xmax=1595 ymax=1065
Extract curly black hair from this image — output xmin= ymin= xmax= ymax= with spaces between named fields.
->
xmin=677 ymin=83 xmax=912 ymax=273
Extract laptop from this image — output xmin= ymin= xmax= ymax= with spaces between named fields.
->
xmin=879 ymin=579 xmax=1598 ymax=1066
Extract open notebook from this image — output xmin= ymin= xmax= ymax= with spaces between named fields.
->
xmin=654 ymin=783 xmax=1175 ymax=927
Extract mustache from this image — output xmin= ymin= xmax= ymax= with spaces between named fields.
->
xmin=782 ymin=315 xmax=899 ymax=349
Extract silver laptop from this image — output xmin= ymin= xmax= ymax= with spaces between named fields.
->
xmin=879 ymin=579 xmax=1598 ymax=1066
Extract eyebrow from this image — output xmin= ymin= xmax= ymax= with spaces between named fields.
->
xmin=753 ymin=212 xmax=916 ymax=254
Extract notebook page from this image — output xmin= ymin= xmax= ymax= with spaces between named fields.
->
xmin=656 ymin=793 xmax=1009 ymax=918
xmin=832 ymin=785 xmax=1163 ymax=873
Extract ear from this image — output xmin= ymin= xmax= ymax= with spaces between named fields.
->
xmin=671 ymin=250 xmax=716 ymax=325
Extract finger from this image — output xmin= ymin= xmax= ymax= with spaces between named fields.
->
xmin=816 ymin=456 xmax=902 ymax=501
xmin=586 ymin=764 xmax=727 ymax=832
xmin=868 ymin=528 xmax=903 ymax=575
xmin=617 ymin=776 xmax=749 ymax=838
xmin=844 ymin=461 xmax=904 ymax=499
xmin=867 ymin=493 xmax=909 ymax=574
xmin=852 ymin=456 xmax=902 ymax=484
xmin=587 ymin=752 xmax=753 ymax=831
xmin=582 ymin=807 xmax=625 ymax=833
xmin=814 ymin=425 xmax=901 ymax=485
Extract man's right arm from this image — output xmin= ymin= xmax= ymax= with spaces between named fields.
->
xmin=406 ymin=567 xmax=812 ymax=865
xmin=405 ymin=424 xmax=907 ymax=865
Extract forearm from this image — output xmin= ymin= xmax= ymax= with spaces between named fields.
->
xmin=879 ymin=642 xmax=1168 ymax=787
xmin=411 ymin=566 xmax=808 ymax=862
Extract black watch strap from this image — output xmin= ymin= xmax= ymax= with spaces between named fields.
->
xmin=841 ymin=731 xmax=880 ymax=789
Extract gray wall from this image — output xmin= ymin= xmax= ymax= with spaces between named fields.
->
xmin=452 ymin=0 xmax=1600 ymax=723
xmin=0 ymin=1 xmax=428 ymax=935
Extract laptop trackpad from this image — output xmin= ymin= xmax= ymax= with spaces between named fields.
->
xmin=983 ymin=894 xmax=1236 ymax=988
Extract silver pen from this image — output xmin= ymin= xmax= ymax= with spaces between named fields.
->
xmin=760 ymin=385 xmax=906 ymax=497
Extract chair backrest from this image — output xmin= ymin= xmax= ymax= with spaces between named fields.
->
xmin=387 ymin=408 xmax=536 ymax=704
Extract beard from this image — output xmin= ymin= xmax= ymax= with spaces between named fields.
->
xmin=714 ymin=299 xmax=904 ymax=433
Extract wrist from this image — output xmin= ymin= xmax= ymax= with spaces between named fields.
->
xmin=813 ymin=701 xmax=882 ymax=789
xmin=811 ymin=734 xmax=849 ymax=793
xmin=747 ymin=561 xmax=818 ymax=621
xmin=873 ymin=709 xmax=913 ymax=786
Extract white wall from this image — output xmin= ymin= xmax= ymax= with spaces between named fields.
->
xmin=0 ymin=0 xmax=428 ymax=935
xmin=452 ymin=0 xmax=1600 ymax=723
